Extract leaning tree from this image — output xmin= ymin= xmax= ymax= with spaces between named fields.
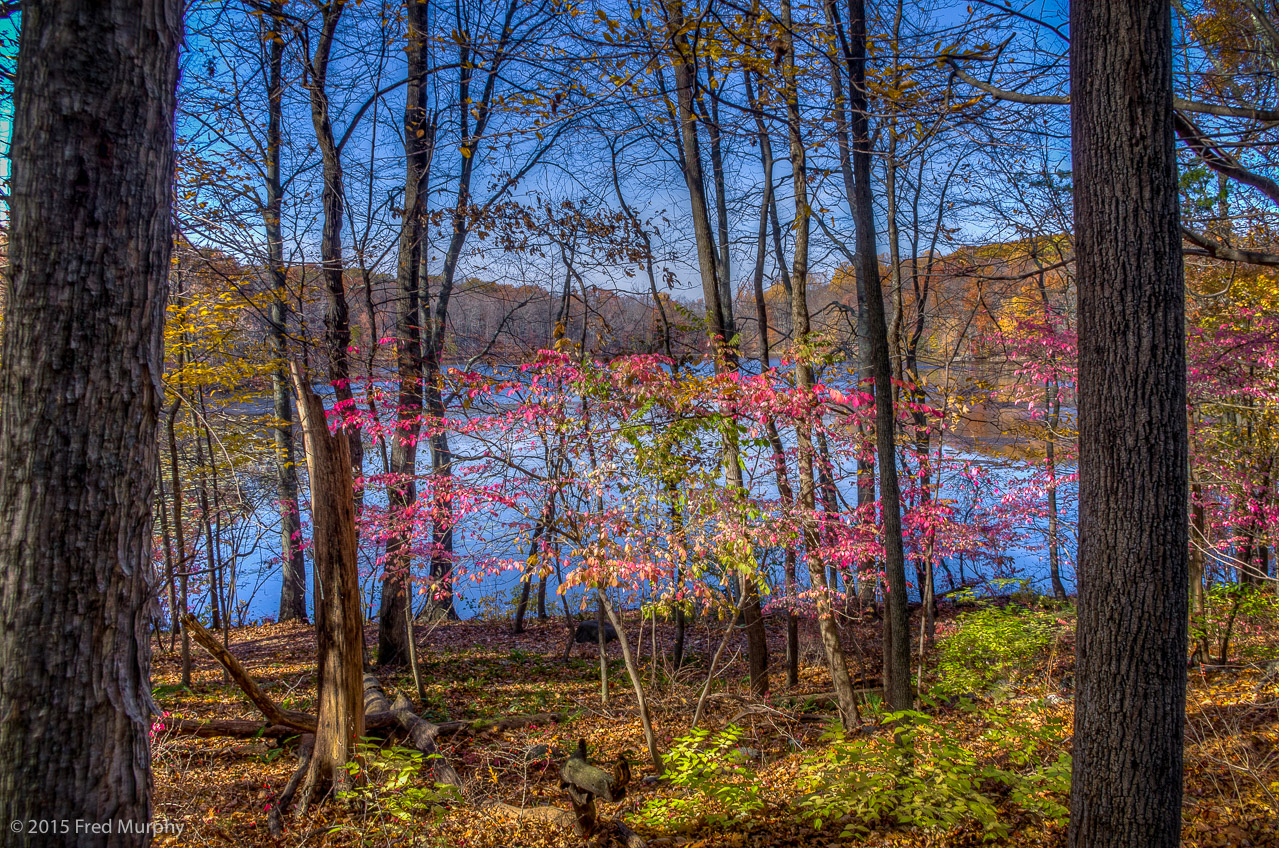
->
xmin=0 ymin=0 xmax=182 ymax=843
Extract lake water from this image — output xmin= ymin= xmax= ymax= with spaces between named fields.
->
xmin=183 ymin=372 xmax=1078 ymax=625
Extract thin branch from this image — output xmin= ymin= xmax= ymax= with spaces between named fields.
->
xmin=947 ymin=59 xmax=1279 ymax=122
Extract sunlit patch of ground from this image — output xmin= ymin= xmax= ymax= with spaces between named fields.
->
xmin=150 ymin=609 xmax=1278 ymax=847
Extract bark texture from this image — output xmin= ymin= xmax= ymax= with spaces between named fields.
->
xmin=1068 ymin=2 xmax=1189 ymax=846
xmin=306 ymin=0 xmax=364 ymax=492
xmin=663 ymin=0 xmax=769 ymax=698
xmin=846 ymin=0 xmax=912 ymax=711
xmin=289 ymin=364 xmax=365 ymax=806
xmin=379 ymin=0 xmax=434 ymax=665
xmin=0 ymin=0 xmax=181 ymax=842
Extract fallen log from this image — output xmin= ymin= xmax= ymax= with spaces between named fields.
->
xmin=183 ymin=614 xmax=317 ymax=732
xmin=162 ymin=706 xmax=555 ymax=740
xmin=170 ymin=628 xmax=560 ymax=769
xmin=390 ymin=693 xmax=464 ymax=789
xmin=364 ymin=672 xmax=393 ymax=714
xmin=165 ymin=718 xmax=300 ymax=740
xmin=436 ymin=712 xmax=566 ymax=739
xmin=175 ymin=628 xmax=395 ymax=735
xmin=779 ymin=686 xmax=882 ymax=712
xmin=487 ymin=740 xmax=643 ymax=847
xmin=357 ymin=675 xmax=463 ymax=788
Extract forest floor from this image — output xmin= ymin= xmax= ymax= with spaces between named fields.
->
xmin=151 ymin=605 xmax=1279 ymax=848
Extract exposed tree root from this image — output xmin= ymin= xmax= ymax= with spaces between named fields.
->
xmin=389 ymin=693 xmax=464 ymax=788
xmin=362 ymin=674 xmax=463 ymax=787
xmin=267 ymin=733 xmax=314 ymax=838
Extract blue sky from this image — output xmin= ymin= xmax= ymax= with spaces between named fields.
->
xmin=0 ymin=12 xmax=15 ymax=221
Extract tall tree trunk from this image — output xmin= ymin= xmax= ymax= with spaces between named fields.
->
xmin=1045 ymin=378 xmax=1067 ymax=600
xmin=596 ymin=594 xmax=609 ymax=706
xmin=196 ymin=455 xmax=222 ymax=631
xmin=845 ymin=0 xmax=912 ymax=711
xmin=1068 ymin=1 xmax=1188 ymax=845
xmin=664 ymin=0 xmax=768 ymax=697
xmin=781 ymin=0 xmax=859 ymax=729
xmin=378 ymin=0 xmax=434 ymax=665
xmin=0 ymin=0 xmax=180 ymax=839
xmin=290 ymin=364 xmax=365 ymax=807
xmin=695 ymin=69 xmax=735 ymax=339
xmin=513 ymin=505 xmax=550 ymax=635
xmin=815 ymin=429 xmax=842 ymax=591
xmin=661 ymin=0 xmax=725 ymax=346
xmin=419 ymin=0 xmax=519 ymax=620
xmin=167 ymin=401 xmax=192 ymax=685
xmin=600 ymin=595 xmax=664 ymax=774
xmin=263 ymin=0 xmax=307 ymax=623
xmin=668 ymin=487 xmax=688 ymax=670
xmin=1189 ymin=479 xmax=1209 ymax=662
xmin=201 ymin=415 xmax=232 ymax=637
xmin=156 ymin=457 xmax=180 ymax=641
xmin=1034 ymin=273 xmax=1068 ymax=602
xmin=746 ymin=70 xmax=800 ymax=687
xmin=306 ymin=0 xmax=364 ymax=495
xmin=905 ymin=289 xmax=932 ymax=637
xmin=825 ymin=0 xmax=879 ymax=606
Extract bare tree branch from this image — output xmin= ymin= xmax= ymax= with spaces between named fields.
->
xmin=1173 ymin=112 xmax=1279 ymax=207
xmin=947 ymin=59 xmax=1279 ymax=122
xmin=1182 ymin=227 xmax=1279 ymax=267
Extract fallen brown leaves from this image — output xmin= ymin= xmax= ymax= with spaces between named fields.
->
xmin=149 ymin=612 xmax=1279 ymax=847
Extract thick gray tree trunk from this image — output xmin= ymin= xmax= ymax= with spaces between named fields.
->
xmin=1068 ymin=1 xmax=1188 ymax=846
xmin=0 ymin=0 xmax=181 ymax=843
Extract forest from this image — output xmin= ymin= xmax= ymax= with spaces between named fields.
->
xmin=0 ymin=0 xmax=1277 ymax=846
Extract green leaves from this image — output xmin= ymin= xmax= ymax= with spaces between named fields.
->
xmin=636 ymin=726 xmax=767 ymax=829
xmin=797 ymin=708 xmax=1071 ymax=840
xmin=933 ymin=599 xmax=1067 ymax=699
xmin=334 ymin=744 xmax=461 ymax=831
